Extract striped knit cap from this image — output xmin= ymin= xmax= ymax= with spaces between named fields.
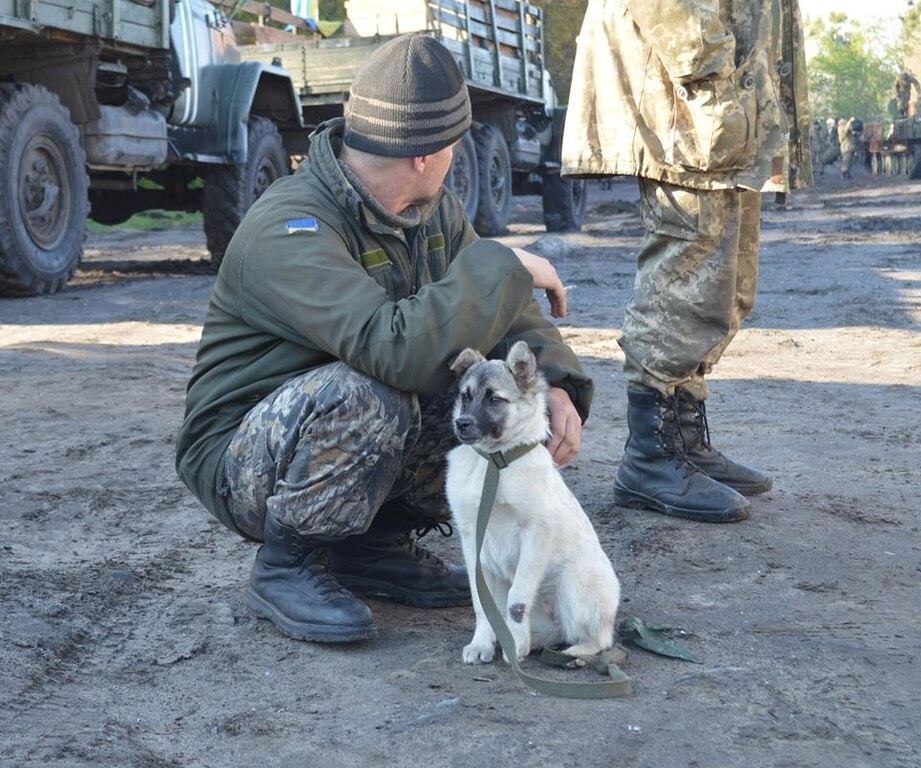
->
xmin=343 ymin=34 xmax=471 ymax=157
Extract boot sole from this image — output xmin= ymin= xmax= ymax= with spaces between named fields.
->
xmin=726 ymin=477 xmax=773 ymax=497
xmin=612 ymin=481 xmax=750 ymax=523
xmin=332 ymin=574 xmax=472 ymax=609
xmin=247 ymin=591 xmax=378 ymax=643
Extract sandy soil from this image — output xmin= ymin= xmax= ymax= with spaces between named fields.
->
xmin=1 ymin=176 xmax=919 ymax=768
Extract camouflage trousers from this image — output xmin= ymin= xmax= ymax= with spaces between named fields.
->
xmin=222 ymin=362 xmax=456 ymax=541
xmin=840 ymin=150 xmax=855 ymax=177
xmin=621 ymin=178 xmax=761 ymax=401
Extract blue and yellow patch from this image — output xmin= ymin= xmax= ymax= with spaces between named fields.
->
xmin=286 ymin=217 xmax=319 ymax=235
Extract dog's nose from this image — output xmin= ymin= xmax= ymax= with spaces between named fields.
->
xmin=454 ymin=415 xmax=475 ymax=433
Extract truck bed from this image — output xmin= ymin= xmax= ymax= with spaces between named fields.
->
xmin=0 ymin=0 xmax=168 ymax=50
xmin=237 ymin=0 xmax=545 ymax=106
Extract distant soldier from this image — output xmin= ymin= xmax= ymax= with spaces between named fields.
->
xmin=810 ymin=118 xmax=828 ymax=176
xmin=839 ymin=116 xmax=862 ymax=179
xmin=822 ymin=117 xmax=841 ymax=169
xmin=895 ymin=72 xmax=921 ymax=117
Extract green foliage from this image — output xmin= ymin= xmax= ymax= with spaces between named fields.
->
xmin=897 ymin=1 xmax=921 ymax=74
xmin=806 ymin=13 xmax=899 ymax=120
xmin=541 ymin=0 xmax=587 ymax=104
xmin=87 ymin=211 xmax=203 ymax=233
xmin=318 ymin=0 xmax=344 ymax=19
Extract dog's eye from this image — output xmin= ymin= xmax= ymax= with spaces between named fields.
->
xmin=488 ymin=394 xmax=507 ymax=405
xmin=460 ymin=391 xmax=471 ymax=403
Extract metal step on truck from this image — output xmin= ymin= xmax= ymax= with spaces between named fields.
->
xmin=0 ymin=0 xmax=304 ymax=295
xmin=231 ymin=0 xmax=587 ymax=238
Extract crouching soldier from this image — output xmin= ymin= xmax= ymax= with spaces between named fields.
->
xmin=175 ymin=35 xmax=593 ymax=643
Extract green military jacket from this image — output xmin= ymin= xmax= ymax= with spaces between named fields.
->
xmin=176 ymin=119 xmax=593 ymax=530
xmin=562 ymin=0 xmax=811 ymax=191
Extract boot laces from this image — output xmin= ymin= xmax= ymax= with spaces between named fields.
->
xmin=657 ymin=396 xmax=696 ymax=475
xmin=414 ymin=521 xmax=453 ymax=539
xmin=679 ymin=390 xmax=712 ymax=450
xmin=299 ymin=550 xmax=354 ymax=599
xmin=397 ymin=530 xmax=447 ymax=569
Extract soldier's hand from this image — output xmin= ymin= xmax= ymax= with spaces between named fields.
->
xmin=512 ymin=247 xmax=567 ymax=318
xmin=547 ymin=387 xmax=581 ymax=466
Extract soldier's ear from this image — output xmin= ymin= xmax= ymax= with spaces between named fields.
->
xmin=450 ymin=348 xmax=485 ymax=378
xmin=506 ymin=341 xmax=537 ymax=390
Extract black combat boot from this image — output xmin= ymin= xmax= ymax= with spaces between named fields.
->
xmin=676 ymin=389 xmax=773 ymax=496
xmin=327 ymin=513 xmax=471 ymax=608
xmin=613 ymin=386 xmax=751 ymax=523
xmin=248 ymin=514 xmax=377 ymax=642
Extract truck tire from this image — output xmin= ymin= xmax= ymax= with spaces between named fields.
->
xmin=542 ymin=173 xmax=587 ymax=233
xmin=473 ymin=124 xmax=512 ymax=236
xmin=446 ymin=131 xmax=479 ymax=221
xmin=0 ymin=84 xmax=88 ymax=296
xmin=203 ymin=116 xmax=287 ymax=266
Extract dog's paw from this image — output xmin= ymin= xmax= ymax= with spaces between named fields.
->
xmin=501 ymin=643 xmax=530 ymax=665
xmin=462 ymin=640 xmax=496 ymax=664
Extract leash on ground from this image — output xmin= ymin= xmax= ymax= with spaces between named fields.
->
xmin=471 ymin=445 xmax=702 ymax=698
xmin=471 ymin=444 xmax=632 ymax=699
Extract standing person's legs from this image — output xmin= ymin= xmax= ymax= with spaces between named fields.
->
xmin=613 ymin=179 xmax=754 ymax=522
xmin=676 ymin=191 xmax=772 ymax=496
xmin=621 ymin=179 xmax=744 ymax=400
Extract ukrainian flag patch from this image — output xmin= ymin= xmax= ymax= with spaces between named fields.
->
xmin=286 ymin=217 xmax=319 ymax=235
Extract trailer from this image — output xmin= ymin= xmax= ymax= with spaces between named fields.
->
xmin=232 ymin=0 xmax=586 ymax=236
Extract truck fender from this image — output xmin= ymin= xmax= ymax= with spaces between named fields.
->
xmin=212 ymin=62 xmax=302 ymax=163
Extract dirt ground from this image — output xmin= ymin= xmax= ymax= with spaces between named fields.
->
xmin=1 ymin=174 xmax=919 ymax=768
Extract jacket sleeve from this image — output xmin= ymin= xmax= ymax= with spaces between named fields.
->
xmin=236 ymin=213 xmax=534 ymax=396
xmin=625 ymin=0 xmax=736 ymax=84
xmin=492 ymin=300 xmax=594 ymax=423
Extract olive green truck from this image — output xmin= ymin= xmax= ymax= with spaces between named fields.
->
xmin=0 ymin=0 xmax=302 ymax=295
xmin=0 ymin=0 xmax=583 ymax=295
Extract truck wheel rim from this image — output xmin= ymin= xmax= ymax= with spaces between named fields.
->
xmin=19 ymin=134 xmax=70 ymax=250
xmin=452 ymin=148 xmax=473 ymax=206
xmin=489 ymin=155 xmax=507 ymax=206
xmin=254 ymin=157 xmax=278 ymax=199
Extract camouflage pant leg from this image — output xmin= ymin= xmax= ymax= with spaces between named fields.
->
xmin=696 ymin=190 xmax=760 ymax=380
xmin=222 ymin=362 xmax=421 ymax=540
xmin=383 ymin=389 xmax=457 ymax=527
xmin=621 ymin=178 xmax=761 ymax=401
xmin=841 ymin=150 xmax=854 ymax=176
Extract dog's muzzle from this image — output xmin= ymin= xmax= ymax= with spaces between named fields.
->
xmin=453 ymin=415 xmax=480 ymax=444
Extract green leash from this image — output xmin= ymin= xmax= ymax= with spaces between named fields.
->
xmin=470 ymin=444 xmax=633 ymax=699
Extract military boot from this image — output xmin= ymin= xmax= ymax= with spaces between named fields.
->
xmin=248 ymin=514 xmax=377 ymax=642
xmin=327 ymin=512 xmax=470 ymax=608
xmin=676 ymin=389 xmax=773 ymax=496
xmin=613 ymin=386 xmax=750 ymax=523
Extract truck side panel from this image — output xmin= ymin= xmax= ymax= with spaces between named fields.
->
xmin=0 ymin=0 xmax=167 ymax=50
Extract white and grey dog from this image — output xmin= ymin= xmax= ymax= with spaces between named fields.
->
xmin=445 ymin=341 xmax=621 ymax=663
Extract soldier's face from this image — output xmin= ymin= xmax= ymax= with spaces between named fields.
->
xmin=412 ymin=142 xmax=456 ymax=204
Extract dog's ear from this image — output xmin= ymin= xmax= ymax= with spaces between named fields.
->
xmin=507 ymin=341 xmax=537 ymax=390
xmin=450 ymin=348 xmax=485 ymax=378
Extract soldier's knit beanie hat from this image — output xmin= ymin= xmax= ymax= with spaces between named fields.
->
xmin=343 ymin=34 xmax=471 ymax=157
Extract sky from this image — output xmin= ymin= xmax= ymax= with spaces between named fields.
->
xmin=800 ymin=0 xmax=908 ymax=29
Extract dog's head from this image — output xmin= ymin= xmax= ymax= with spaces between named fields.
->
xmin=449 ymin=341 xmax=549 ymax=449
